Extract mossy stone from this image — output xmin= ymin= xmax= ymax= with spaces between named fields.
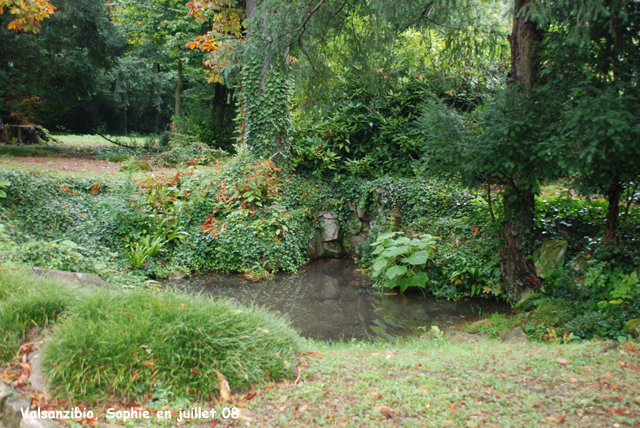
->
xmin=624 ymin=318 xmax=640 ymax=338
xmin=534 ymin=239 xmax=568 ymax=279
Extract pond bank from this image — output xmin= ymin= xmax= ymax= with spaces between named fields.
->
xmin=170 ymin=259 xmax=509 ymax=341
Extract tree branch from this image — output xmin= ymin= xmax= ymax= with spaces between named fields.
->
xmin=96 ymin=133 xmax=137 ymax=149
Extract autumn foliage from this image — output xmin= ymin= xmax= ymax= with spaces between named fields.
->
xmin=185 ymin=0 xmax=244 ymax=82
xmin=0 ymin=0 xmax=55 ymax=33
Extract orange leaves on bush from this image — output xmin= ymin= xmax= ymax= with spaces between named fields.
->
xmin=200 ymin=212 xmax=225 ymax=238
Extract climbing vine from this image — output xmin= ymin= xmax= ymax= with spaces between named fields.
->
xmin=242 ymin=58 xmax=293 ymax=162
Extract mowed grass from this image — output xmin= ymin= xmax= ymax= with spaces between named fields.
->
xmin=237 ymin=339 xmax=640 ymax=428
xmin=54 ymin=134 xmax=147 ymax=147
xmin=74 ymin=338 xmax=640 ymax=428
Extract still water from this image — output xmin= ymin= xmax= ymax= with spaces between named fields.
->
xmin=171 ymin=259 xmax=508 ymax=341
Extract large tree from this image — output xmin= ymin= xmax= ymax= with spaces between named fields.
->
xmin=0 ymin=0 xmax=120 ymax=138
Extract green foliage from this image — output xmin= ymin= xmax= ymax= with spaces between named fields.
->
xmin=242 ymin=59 xmax=293 ymax=162
xmin=95 ymin=153 xmax=132 ymax=162
xmin=0 ymin=0 xmax=123 ymax=125
xmin=369 ymin=232 xmax=438 ymax=293
xmin=42 ymin=289 xmax=302 ymax=401
xmin=15 ymin=239 xmax=99 ymax=274
xmin=155 ymin=134 xmax=226 ymax=167
xmin=126 ymin=217 xmax=187 ymax=268
xmin=0 ymin=178 xmax=9 ymax=198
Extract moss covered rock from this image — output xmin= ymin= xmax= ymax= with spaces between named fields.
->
xmin=534 ymin=240 xmax=568 ymax=279
xmin=624 ymin=318 xmax=640 ymax=339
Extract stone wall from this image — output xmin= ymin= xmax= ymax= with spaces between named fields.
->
xmin=0 ymin=383 xmax=61 ymax=428
xmin=307 ymin=202 xmax=373 ymax=259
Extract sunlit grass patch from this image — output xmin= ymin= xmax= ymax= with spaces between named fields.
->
xmin=54 ymin=134 xmax=147 ymax=147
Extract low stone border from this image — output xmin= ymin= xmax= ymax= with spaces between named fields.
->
xmin=0 ymin=383 xmax=62 ymax=428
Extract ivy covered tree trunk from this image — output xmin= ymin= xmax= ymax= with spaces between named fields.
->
xmin=605 ymin=173 xmax=622 ymax=241
xmin=243 ymin=0 xmax=292 ymax=163
xmin=499 ymin=0 xmax=543 ymax=303
xmin=175 ymin=61 xmax=182 ymax=117
xmin=500 ymin=183 xmax=541 ymax=303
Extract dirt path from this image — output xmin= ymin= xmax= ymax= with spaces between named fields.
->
xmin=0 ymin=156 xmax=175 ymax=176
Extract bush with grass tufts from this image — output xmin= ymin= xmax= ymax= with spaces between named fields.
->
xmin=0 ymin=270 xmax=77 ymax=362
xmin=42 ymin=290 xmax=302 ymax=401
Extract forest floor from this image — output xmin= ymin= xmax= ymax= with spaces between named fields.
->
xmin=0 ymin=135 xmax=214 ymax=178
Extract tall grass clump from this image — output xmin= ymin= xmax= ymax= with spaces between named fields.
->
xmin=42 ymin=290 xmax=303 ymax=401
xmin=0 ymin=270 xmax=77 ymax=362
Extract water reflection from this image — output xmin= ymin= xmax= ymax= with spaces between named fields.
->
xmin=170 ymin=259 xmax=508 ymax=341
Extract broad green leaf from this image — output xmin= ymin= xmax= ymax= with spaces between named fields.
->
xmin=381 ymin=246 xmax=408 ymax=257
xmin=409 ymin=272 xmax=429 ymax=288
xmin=398 ymin=278 xmax=412 ymax=293
xmin=383 ymin=276 xmax=399 ymax=289
xmin=396 ymin=237 xmax=410 ymax=245
xmin=372 ymin=245 xmax=385 ymax=255
xmin=372 ymin=258 xmax=388 ymax=272
xmin=372 ymin=232 xmax=397 ymax=245
xmin=0 ymin=179 xmax=10 ymax=186
xmin=386 ymin=265 xmax=407 ymax=279
xmin=407 ymin=251 xmax=429 ymax=265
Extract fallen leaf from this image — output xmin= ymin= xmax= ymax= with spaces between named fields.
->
xmin=569 ymin=378 xmax=577 ymax=383
xmin=472 ymin=225 xmax=479 ymax=236
xmin=376 ymin=406 xmax=395 ymax=418
xmin=131 ymin=371 xmax=140 ymax=382
xmin=212 ymin=369 xmax=233 ymax=403
xmin=142 ymin=360 xmax=156 ymax=369
xmin=370 ymin=353 xmax=379 ymax=357
xmin=557 ymin=358 xmax=569 ymax=365
xmin=448 ymin=405 xmax=460 ymax=413
xmin=484 ymin=389 xmax=492 ymax=395
xmin=474 ymin=411 xmax=489 ymax=421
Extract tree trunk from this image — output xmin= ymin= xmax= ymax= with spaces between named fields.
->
xmin=499 ymin=184 xmax=541 ymax=303
xmin=509 ymin=0 xmax=543 ymax=90
xmin=499 ymin=0 xmax=544 ymax=303
xmin=1 ymin=125 xmax=47 ymax=145
xmin=175 ymin=61 xmax=183 ymax=117
xmin=605 ymin=174 xmax=622 ymax=241
xmin=121 ymin=106 xmax=127 ymax=136
xmin=243 ymin=0 xmax=291 ymax=163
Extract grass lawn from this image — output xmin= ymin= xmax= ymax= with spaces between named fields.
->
xmin=45 ymin=338 xmax=638 ymax=428
xmin=236 ymin=339 xmax=640 ymax=428
xmin=53 ymin=134 xmax=147 ymax=147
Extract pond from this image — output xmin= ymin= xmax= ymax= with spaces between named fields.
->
xmin=170 ymin=259 xmax=508 ymax=341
